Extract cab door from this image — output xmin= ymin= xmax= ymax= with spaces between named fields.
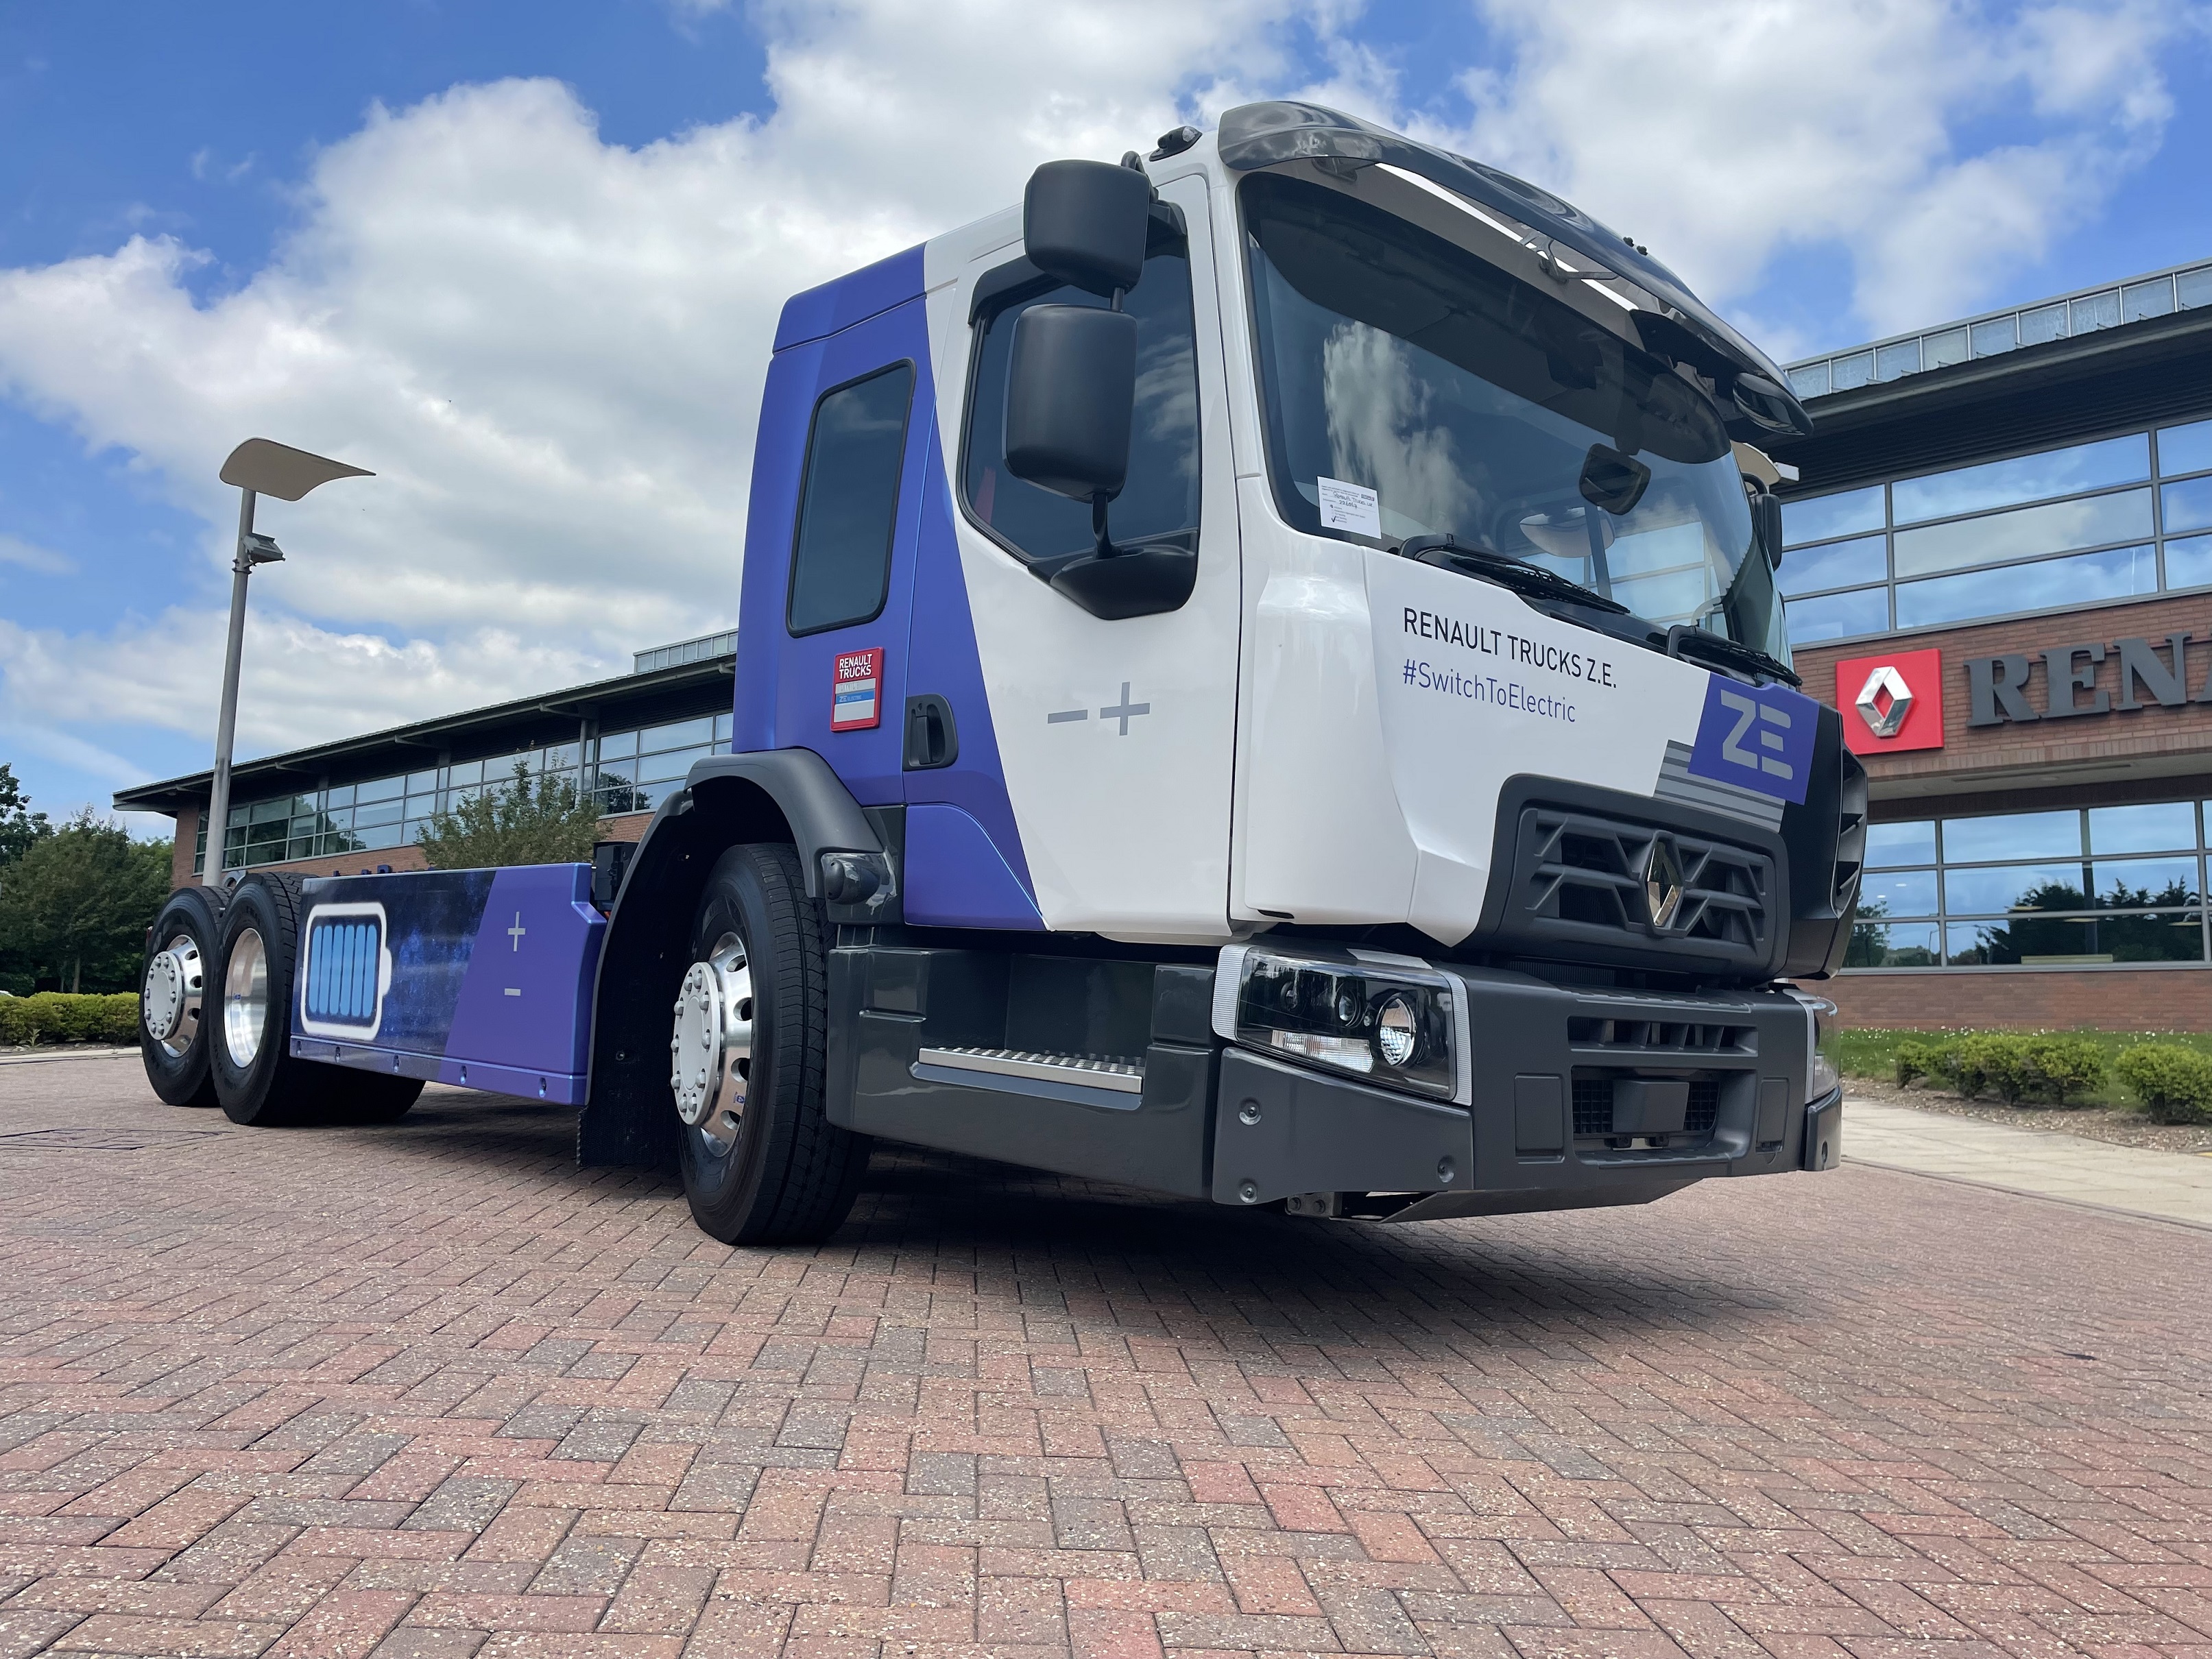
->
xmin=914 ymin=171 xmax=1240 ymax=942
xmin=758 ymin=303 xmax=930 ymax=808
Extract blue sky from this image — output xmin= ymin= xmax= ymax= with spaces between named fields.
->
xmin=1 ymin=0 xmax=2207 ymax=835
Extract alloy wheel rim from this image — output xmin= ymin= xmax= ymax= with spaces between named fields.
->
xmin=669 ymin=932 xmax=754 ymax=1158
xmin=143 ymin=933 xmax=204 ymax=1059
xmin=222 ymin=928 xmax=268 ymax=1067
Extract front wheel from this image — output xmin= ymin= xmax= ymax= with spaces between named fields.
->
xmin=673 ymin=843 xmax=869 ymax=1245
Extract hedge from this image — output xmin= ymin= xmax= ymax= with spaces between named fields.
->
xmin=1892 ymin=1031 xmax=2106 ymax=1104
xmin=2113 ymin=1043 xmax=2212 ymax=1125
xmin=0 ymin=992 xmax=141 ymax=1047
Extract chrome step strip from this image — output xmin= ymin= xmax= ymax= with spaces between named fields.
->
xmin=915 ymin=1045 xmax=1144 ymax=1094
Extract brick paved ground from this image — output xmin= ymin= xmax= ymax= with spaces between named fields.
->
xmin=1 ymin=1056 xmax=2209 ymax=1659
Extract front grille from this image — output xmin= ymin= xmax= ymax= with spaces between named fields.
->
xmin=1572 ymin=1078 xmax=1613 ymax=1136
xmin=1570 ymin=1076 xmax=1724 ymax=1140
xmin=1511 ymin=808 xmax=1772 ymax=967
xmin=1567 ymin=1017 xmax=1755 ymax=1054
xmin=1685 ymin=1078 xmax=1720 ymax=1134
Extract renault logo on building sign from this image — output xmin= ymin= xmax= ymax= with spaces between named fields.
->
xmin=1834 ymin=646 xmax=1945 ymax=755
xmin=1855 ymin=664 xmax=1914 ymax=738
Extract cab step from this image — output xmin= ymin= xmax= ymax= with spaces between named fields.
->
xmin=911 ymin=1045 xmax=1144 ymax=1108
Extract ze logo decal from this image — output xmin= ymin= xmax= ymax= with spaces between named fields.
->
xmin=1685 ymin=677 xmax=1819 ymax=805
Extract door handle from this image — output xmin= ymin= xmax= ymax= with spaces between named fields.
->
xmin=902 ymin=694 xmax=959 ymax=771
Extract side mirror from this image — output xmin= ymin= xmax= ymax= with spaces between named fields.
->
xmin=1004 ymin=304 xmax=1138 ymax=502
xmin=1751 ymin=488 xmax=1784 ymax=569
xmin=1024 ymin=159 xmax=1151 ymax=298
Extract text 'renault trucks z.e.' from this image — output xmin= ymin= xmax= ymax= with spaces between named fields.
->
xmin=138 ymin=103 xmax=1864 ymax=1244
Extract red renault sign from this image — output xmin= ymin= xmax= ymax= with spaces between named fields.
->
xmin=1835 ymin=646 xmax=1945 ymax=754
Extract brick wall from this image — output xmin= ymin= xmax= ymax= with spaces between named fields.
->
xmin=158 ymin=809 xmax=655 ymax=891
xmin=1826 ymin=965 xmax=2212 ymax=1031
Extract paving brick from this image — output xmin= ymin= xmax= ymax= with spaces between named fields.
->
xmin=3 ymin=1058 xmax=2209 ymax=1659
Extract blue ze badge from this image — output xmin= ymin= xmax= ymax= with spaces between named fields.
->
xmin=1685 ymin=676 xmax=1820 ymax=806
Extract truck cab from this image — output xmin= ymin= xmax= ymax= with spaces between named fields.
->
xmin=143 ymin=103 xmax=1861 ymax=1246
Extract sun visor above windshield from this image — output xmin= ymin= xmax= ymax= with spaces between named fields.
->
xmin=1216 ymin=102 xmax=1813 ymax=441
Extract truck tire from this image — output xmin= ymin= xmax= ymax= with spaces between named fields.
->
xmin=139 ymin=885 xmax=227 ymax=1107
xmin=673 ymin=843 xmax=870 ymax=1245
xmin=210 ymin=873 xmax=341 ymax=1127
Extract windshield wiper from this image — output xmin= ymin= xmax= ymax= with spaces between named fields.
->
xmin=1664 ymin=623 xmax=1800 ymax=687
xmin=1394 ymin=533 xmax=1628 ymax=615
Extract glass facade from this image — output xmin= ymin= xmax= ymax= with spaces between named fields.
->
xmin=1786 ymin=260 xmax=2212 ymax=400
xmin=1780 ymin=417 xmax=2212 ymax=646
xmin=1849 ymin=799 xmax=2209 ymax=970
xmin=194 ymin=710 xmax=734 ymax=874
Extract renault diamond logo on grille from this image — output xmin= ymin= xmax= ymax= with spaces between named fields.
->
xmin=1644 ymin=836 xmax=1686 ymax=932
xmin=1855 ymin=664 xmax=1914 ymax=739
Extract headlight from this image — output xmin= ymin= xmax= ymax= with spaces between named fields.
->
xmin=1787 ymin=989 xmax=1840 ymax=1103
xmin=1214 ymin=946 xmax=1461 ymax=1101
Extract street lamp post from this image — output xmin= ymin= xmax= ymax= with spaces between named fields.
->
xmin=202 ymin=439 xmax=373 ymax=886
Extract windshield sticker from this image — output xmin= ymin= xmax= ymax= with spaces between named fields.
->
xmin=1316 ymin=476 xmax=1381 ymax=539
xmin=1685 ymin=678 xmax=1818 ymax=804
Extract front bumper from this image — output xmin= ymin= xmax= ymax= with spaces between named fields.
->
xmin=1212 ymin=961 xmax=1831 ymax=1219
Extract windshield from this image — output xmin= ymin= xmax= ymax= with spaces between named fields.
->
xmin=1243 ymin=173 xmax=1781 ymax=652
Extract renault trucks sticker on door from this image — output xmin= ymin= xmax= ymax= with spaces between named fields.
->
xmin=1685 ymin=677 xmax=1818 ymax=804
xmin=831 ymin=648 xmax=884 ymax=731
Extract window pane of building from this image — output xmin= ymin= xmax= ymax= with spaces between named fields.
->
xmin=1847 ymin=921 xmax=1941 ymax=967
xmin=2017 ymin=304 xmax=2067 ymax=346
xmin=1944 ymin=862 xmax=2087 ymax=917
xmin=445 ymin=759 xmax=483 ymax=786
xmin=406 ymin=770 xmax=437 ymax=795
xmin=1777 ymin=534 xmax=1885 ymax=597
xmin=1970 ymin=316 xmax=2017 ymax=356
xmin=1781 ymin=485 xmax=1884 ymax=546
xmin=1923 ymin=327 xmax=1969 ymax=369
xmin=1894 ymin=489 xmax=2152 ymax=577
xmin=2123 ymin=277 xmax=2175 ymax=322
xmin=2089 ymin=801 xmax=2198 ymax=854
xmin=1875 ymin=339 xmax=1920 ymax=382
xmin=596 ymin=728 xmax=638 ymax=760
xmin=640 ymin=717 xmax=714 ymax=753
xmin=357 ymin=775 xmax=404 ymax=803
xmin=1860 ymin=868 xmax=1938 ymax=918
xmin=1891 ymin=435 xmax=2149 ymax=525
xmin=2091 ymin=857 xmax=2200 ymax=906
xmin=1785 ymin=586 xmax=1888 ymax=644
xmin=326 ymin=784 xmax=356 ymax=808
xmin=2163 ymin=476 xmax=2212 ymax=535
xmin=1788 ymin=362 xmax=1829 ymax=398
xmin=1944 ymin=810 xmax=2081 ymax=862
xmin=2165 ymin=533 xmax=2212 ymax=590
xmin=1864 ymin=821 xmax=1936 ymax=867
xmin=638 ymin=744 xmax=710 ymax=786
xmin=2071 ymin=289 xmax=2120 ymax=334
xmin=2161 ymin=418 xmax=2212 ymax=477
xmin=1895 ymin=542 xmax=2154 ymax=627
xmin=2182 ymin=266 xmax=2212 ymax=309
xmin=1830 ymin=351 xmax=1874 ymax=391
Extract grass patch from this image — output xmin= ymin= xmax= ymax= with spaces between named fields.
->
xmin=1827 ymin=1027 xmax=2212 ymax=1110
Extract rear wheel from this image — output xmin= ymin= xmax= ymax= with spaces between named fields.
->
xmin=140 ymin=886 xmax=226 ymax=1107
xmin=673 ymin=843 xmax=869 ymax=1245
xmin=211 ymin=874 xmax=343 ymax=1126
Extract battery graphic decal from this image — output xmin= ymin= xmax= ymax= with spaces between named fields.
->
xmin=298 ymin=901 xmax=394 ymax=1039
xmin=831 ymin=647 xmax=884 ymax=731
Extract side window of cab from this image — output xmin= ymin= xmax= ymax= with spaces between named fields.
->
xmin=961 ymin=228 xmax=1200 ymax=575
xmin=786 ymin=363 xmax=915 ymax=636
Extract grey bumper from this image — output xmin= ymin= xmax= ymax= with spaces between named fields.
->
xmin=1213 ymin=963 xmax=1824 ymax=1218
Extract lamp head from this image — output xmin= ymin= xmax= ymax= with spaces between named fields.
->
xmin=219 ymin=438 xmax=372 ymax=501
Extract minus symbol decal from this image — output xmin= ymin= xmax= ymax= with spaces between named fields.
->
xmin=1046 ymin=709 xmax=1087 ymax=724
xmin=504 ymin=988 xmax=522 ymax=997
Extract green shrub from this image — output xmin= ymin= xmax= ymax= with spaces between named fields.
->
xmin=1892 ymin=1038 xmax=1936 ymax=1086
xmin=0 ymin=991 xmax=140 ymax=1046
xmin=1949 ymin=1032 xmax=2020 ymax=1101
xmin=2114 ymin=1043 xmax=2212 ymax=1124
xmin=2021 ymin=1034 xmax=2105 ymax=1104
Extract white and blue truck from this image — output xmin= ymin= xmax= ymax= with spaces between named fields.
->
xmin=136 ymin=104 xmax=1862 ymax=1244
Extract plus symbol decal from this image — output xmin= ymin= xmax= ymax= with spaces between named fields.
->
xmin=507 ymin=911 xmax=527 ymax=952
xmin=1098 ymin=683 xmax=1151 ymax=736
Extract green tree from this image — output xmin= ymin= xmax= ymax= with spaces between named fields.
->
xmin=0 ymin=763 xmax=53 ymax=869
xmin=418 ymin=762 xmax=601 ymax=871
xmin=0 ymin=810 xmax=172 ymax=993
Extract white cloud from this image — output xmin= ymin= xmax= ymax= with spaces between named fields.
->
xmin=1440 ymin=0 xmax=2186 ymax=337
xmin=0 ymin=0 xmax=2191 ymax=806
xmin=0 ymin=533 xmax=70 ymax=574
